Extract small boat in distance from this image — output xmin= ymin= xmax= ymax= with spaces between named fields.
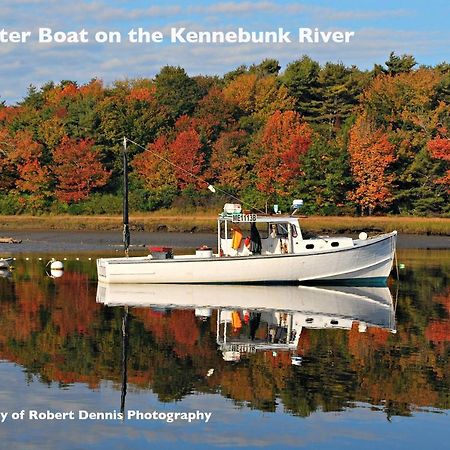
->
xmin=97 ymin=203 xmax=397 ymax=285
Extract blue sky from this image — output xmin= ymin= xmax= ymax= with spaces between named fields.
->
xmin=1 ymin=0 xmax=449 ymax=104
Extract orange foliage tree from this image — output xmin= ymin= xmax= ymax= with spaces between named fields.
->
xmin=255 ymin=110 xmax=313 ymax=203
xmin=427 ymin=136 xmax=450 ymax=191
xmin=6 ymin=131 xmax=51 ymax=209
xmin=348 ymin=116 xmax=396 ymax=214
xmin=53 ymin=136 xmax=110 ymax=202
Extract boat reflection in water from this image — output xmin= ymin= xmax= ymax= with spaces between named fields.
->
xmin=96 ymin=283 xmax=397 ymax=364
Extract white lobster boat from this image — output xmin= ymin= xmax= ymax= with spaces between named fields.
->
xmin=97 ymin=203 xmax=397 ymax=285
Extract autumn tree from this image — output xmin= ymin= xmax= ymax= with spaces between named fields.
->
xmin=362 ymin=68 xmax=449 ymax=212
xmin=132 ymin=128 xmax=204 ymax=208
xmin=53 ymin=136 xmax=110 ymax=203
xmin=0 ymin=129 xmax=16 ymax=192
xmin=224 ymin=73 xmax=294 ymax=118
xmin=193 ymin=87 xmax=235 ymax=142
xmin=209 ymin=130 xmax=249 ymax=191
xmin=428 ymin=136 xmax=450 ymax=192
xmin=254 ymin=110 xmax=313 ymax=208
xmin=95 ymin=79 xmax=169 ymax=188
xmin=348 ymin=116 xmax=396 ymax=214
xmin=7 ymin=131 xmax=51 ymax=209
xmin=170 ymin=128 xmax=204 ymax=188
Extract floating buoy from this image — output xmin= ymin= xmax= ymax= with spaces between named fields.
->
xmin=45 ymin=259 xmax=64 ymax=278
xmin=359 ymin=232 xmax=368 ymax=240
xmin=48 ymin=258 xmax=64 ymax=270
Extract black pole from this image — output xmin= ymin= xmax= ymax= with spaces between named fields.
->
xmin=123 ymin=137 xmax=130 ymax=256
xmin=120 ymin=306 xmax=129 ymax=417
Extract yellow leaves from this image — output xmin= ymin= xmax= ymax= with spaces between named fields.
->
xmin=223 ymin=73 xmax=295 ymax=120
xmin=364 ymin=69 xmax=444 ymax=136
xmin=38 ymin=116 xmax=66 ymax=150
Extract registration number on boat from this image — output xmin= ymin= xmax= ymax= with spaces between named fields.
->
xmin=231 ymin=214 xmax=258 ymax=223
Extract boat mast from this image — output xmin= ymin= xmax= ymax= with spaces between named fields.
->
xmin=123 ymin=137 xmax=130 ymax=256
xmin=120 ymin=306 xmax=129 ymax=417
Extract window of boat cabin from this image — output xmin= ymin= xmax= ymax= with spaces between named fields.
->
xmin=221 ymin=222 xmax=261 ymax=238
xmin=222 ymin=221 xmax=297 ymax=240
xmin=267 ymin=223 xmax=297 ymax=238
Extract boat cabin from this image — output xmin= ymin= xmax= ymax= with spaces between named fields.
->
xmin=218 ymin=204 xmax=354 ymax=257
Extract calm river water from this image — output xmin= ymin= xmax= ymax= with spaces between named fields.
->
xmin=0 ymin=239 xmax=448 ymax=449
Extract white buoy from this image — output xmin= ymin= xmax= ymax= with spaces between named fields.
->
xmin=49 ymin=259 xmax=64 ymax=270
xmin=359 ymin=232 xmax=368 ymax=240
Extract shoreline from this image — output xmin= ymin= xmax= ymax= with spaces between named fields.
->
xmin=0 ymin=214 xmax=449 ymax=236
xmin=0 ymin=230 xmax=449 ymax=254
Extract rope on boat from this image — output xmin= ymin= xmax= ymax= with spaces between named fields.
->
xmin=124 ymin=137 xmax=265 ymax=214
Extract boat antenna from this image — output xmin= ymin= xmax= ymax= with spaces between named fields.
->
xmin=124 ymin=137 xmax=265 ymax=214
xmin=123 ymin=137 xmax=130 ymax=256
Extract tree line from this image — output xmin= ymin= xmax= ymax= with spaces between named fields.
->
xmin=0 ymin=52 xmax=448 ymax=216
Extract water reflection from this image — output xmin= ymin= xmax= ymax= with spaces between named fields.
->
xmin=0 ymin=250 xmax=448 ymax=420
xmin=97 ymin=283 xmax=397 ymax=365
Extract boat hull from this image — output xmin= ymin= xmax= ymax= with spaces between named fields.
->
xmin=97 ymin=231 xmax=397 ymax=285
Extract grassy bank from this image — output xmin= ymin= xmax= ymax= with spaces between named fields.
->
xmin=0 ymin=213 xmax=448 ymax=235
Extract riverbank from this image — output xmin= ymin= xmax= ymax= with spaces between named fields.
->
xmin=0 ymin=214 xmax=449 ymax=235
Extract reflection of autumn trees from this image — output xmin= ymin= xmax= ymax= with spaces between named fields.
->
xmin=0 ymin=254 xmax=448 ymax=417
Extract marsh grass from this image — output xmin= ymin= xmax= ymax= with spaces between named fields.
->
xmin=0 ymin=212 xmax=448 ymax=235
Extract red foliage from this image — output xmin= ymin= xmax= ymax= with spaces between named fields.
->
xmin=6 ymin=131 xmax=50 ymax=195
xmin=133 ymin=128 xmax=204 ymax=191
xmin=428 ymin=136 xmax=450 ymax=191
xmin=53 ymin=136 xmax=110 ymax=202
xmin=170 ymin=128 xmax=203 ymax=188
xmin=255 ymin=110 xmax=312 ymax=197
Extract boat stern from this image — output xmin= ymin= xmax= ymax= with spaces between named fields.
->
xmin=96 ymin=258 xmax=108 ymax=282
